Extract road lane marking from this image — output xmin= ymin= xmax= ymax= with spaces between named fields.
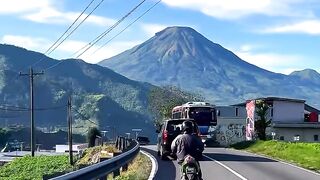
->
xmin=230 ymin=149 xmax=320 ymax=177
xmin=203 ymin=154 xmax=248 ymax=180
xmin=141 ymin=150 xmax=158 ymax=180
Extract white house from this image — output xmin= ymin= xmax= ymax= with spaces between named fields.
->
xmin=245 ymin=97 xmax=320 ymax=143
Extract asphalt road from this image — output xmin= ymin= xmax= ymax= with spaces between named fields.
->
xmin=141 ymin=145 xmax=320 ymax=180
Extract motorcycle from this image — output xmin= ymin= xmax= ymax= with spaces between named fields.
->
xmin=181 ymin=154 xmax=201 ymax=180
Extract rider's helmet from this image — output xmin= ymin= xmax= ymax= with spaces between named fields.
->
xmin=182 ymin=121 xmax=193 ymax=134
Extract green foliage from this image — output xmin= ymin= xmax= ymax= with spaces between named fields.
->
xmin=76 ymin=145 xmax=119 ymax=167
xmin=255 ymin=100 xmax=271 ymax=140
xmin=0 ymin=128 xmax=10 ymax=148
xmin=148 ymin=86 xmax=203 ymax=127
xmin=0 ymin=155 xmax=73 ymax=180
xmin=231 ymin=140 xmax=320 ymax=172
xmin=87 ymin=127 xmax=101 ymax=147
xmin=115 ymin=153 xmax=151 ymax=180
xmin=53 ymin=90 xmax=66 ymax=102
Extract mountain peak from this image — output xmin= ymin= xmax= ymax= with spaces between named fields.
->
xmin=155 ymin=26 xmax=197 ymax=36
xmin=290 ymin=68 xmax=319 ymax=75
xmin=154 ymin=26 xmax=206 ymax=42
xmin=290 ymin=69 xmax=320 ymax=83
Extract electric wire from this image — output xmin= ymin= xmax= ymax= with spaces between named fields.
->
xmin=93 ymin=0 xmax=162 ymax=54
xmin=74 ymin=0 xmax=146 ymax=59
xmin=71 ymin=106 xmax=98 ymax=126
xmin=0 ymin=104 xmax=67 ymax=112
xmin=29 ymin=0 xmax=98 ymax=68
xmin=46 ymin=0 xmax=105 ymax=56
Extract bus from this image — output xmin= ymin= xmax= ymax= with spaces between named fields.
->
xmin=172 ymin=102 xmax=217 ymax=142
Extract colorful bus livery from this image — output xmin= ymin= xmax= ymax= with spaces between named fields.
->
xmin=172 ymin=102 xmax=217 ymax=141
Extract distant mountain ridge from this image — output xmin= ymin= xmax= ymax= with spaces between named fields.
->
xmin=99 ymin=26 xmax=320 ymax=108
xmin=0 ymin=44 xmax=156 ymax=139
xmin=289 ymin=69 xmax=320 ymax=85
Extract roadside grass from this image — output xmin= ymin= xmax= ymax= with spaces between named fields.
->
xmin=0 ymin=155 xmax=73 ymax=180
xmin=0 ymin=145 xmax=152 ymax=180
xmin=115 ymin=152 xmax=152 ymax=180
xmin=76 ymin=144 xmax=119 ymax=167
xmin=231 ymin=140 xmax=320 ymax=172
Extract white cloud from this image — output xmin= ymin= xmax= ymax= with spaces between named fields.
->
xmin=0 ymin=0 xmax=115 ymax=26
xmin=161 ymin=0 xmax=315 ymax=19
xmin=80 ymin=41 xmax=142 ymax=63
xmin=239 ymin=44 xmax=255 ymax=52
xmin=1 ymin=35 xmax=49 ymax=51
xmin=233 ymin=46 xmax=305 ymax=74
xmin=0 ymin=0 xmax=51 ymax=14
xmin=141 ymin=23 xmax=168 ymax=37
xmin=24 ymin=9 xmax=115 ymax=26
xmin=261 ymin=20 xmax=320 ymax=35
xmin=1 ymin=34 xmax=141 ymax=64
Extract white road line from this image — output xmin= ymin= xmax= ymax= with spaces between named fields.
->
xmin=230 ymin=149 xmax=320 ymax=177
xmin=203 ymin=154 xmax=248 ymax=180
xmin=141 ymin=150 xmax=158 ymax=180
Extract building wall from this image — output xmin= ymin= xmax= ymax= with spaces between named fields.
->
xmin=272 ymin=128 xmax=320 ymax=142
xmin=216 ymin=106 xmax=246 ymax=118
xmin=272 ymin=101 xmax=304 ymax=122
xmin=55 ymin=143 xmax=88 ymax=153
xmin=215 ymin=117 xmax=246 ymax=146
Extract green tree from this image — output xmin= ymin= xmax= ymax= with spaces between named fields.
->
xmin=0 ymin=128 xmax=10 ymax=148
xmin=148 ymin=86 xmax=204 ymax=128
xmin=87 ymin=127 xmax=101 ymax=147
xmin=255 ymin=100 xmax=271 ymax=140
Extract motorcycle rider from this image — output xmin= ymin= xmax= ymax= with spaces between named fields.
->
xmin=171 ymin=120 xmax=204 ymax=179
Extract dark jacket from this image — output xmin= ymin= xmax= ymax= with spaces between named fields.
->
xmin=171 ymin=133 xmax=204 ymax=163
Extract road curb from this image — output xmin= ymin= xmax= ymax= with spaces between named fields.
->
xmin=229 ymin=148 xmax=320 ymax=176
xmin=141 ymin=150 xmax=158 ymax=180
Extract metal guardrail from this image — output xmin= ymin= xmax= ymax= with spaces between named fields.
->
xmin=50 ymin=139 xmax=140 ymax=180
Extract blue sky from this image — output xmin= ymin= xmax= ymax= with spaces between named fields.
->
xmin=0 ymin=0 xmax=319 ymax=74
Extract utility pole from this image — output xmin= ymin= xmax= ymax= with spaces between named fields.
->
xmin=67 ymin=96 xmax=73 ymax=165
xmin=20 ymin=67 xmax=43 ymax=157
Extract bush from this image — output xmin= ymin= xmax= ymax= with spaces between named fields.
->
xmin=0 ymin=155 xmax=73 ymax=180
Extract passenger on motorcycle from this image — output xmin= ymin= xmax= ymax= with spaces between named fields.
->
xmin=171 ymin=120 xmax=204 ymax=179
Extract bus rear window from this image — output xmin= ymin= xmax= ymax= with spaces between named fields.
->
xmin=189 ymin=107 xmax=215 ymax=126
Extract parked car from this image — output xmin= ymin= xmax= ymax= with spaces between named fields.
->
xmin=156 ymin=119 xmax=200 ymax=160
xmin=137 ymin=136 xmax=150 ymax=145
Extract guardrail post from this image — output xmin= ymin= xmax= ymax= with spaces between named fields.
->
xmin=115 ymin=136 xmax=119 ymax=150
xmin=124 ymin=138 xmax=128 ymax=150
xmin=121 ymin=138 xmax=130 ymax=171
xmin=121 ymin=137 xmax=125 ymax=151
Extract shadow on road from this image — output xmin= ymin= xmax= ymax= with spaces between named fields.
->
xmin=141 ymin=147 xmax=177 ymax=180
xmin=203 ymin=153 xmax=276 ymax=162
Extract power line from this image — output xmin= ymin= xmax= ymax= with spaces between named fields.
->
xmin=74 ymin=0 xmax=146 ymax=59
xmin=71 ymin=106 xmax=98 ymax=126
xmin=0 ymin=107 xmax=29 ymax=112
xmin=93 ymin=0 xmax=162 ymax=54
xmin=46 ymin=0 xmax=105 ymax=56
xmin=26 ymin=0 xmax=102 ymax=70
xmin=0 ymin=105 xmax=66 ymax=111
xmin=43 ymin=0 xmax=107 ymax=72
xmin=0 ymin=105 xmax=29 ymax=110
